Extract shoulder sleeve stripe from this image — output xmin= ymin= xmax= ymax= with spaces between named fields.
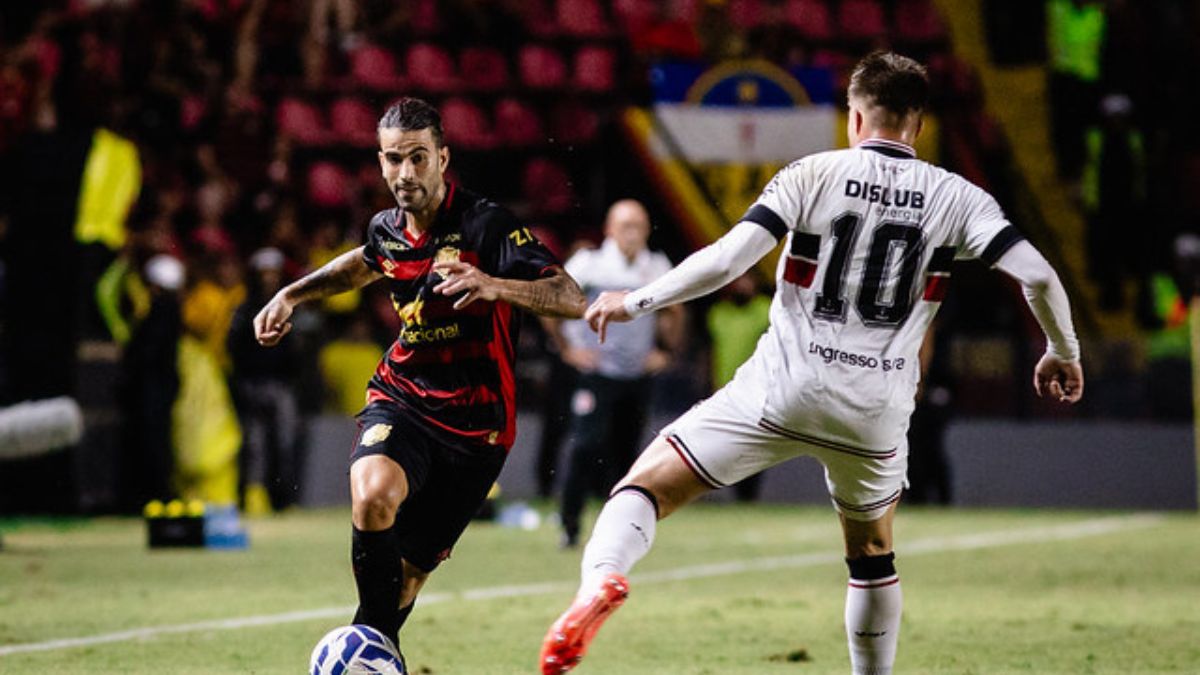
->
xmin=980 ymin=225 xmax=1026 ymax=266
xmin=740 ymin=204 xmax=788 ymax=241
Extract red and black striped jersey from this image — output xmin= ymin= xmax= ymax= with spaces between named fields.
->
xmin=361 ymin=183 xmax=560 ymax=452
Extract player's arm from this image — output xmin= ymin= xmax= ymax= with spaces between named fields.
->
xmin=254 ymin=246 xmax=381 ymax=346
xmin=993 ymin=240 xmax=1084 ymax=403
xmin=433 ymin=263 xmax=587 ymax=319
xmin=586 ymin=220 xmax=779 ymax=342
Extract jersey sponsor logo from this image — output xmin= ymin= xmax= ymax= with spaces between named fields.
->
xmin=380 ymin=240 xmax=411 ymax=251
xmin=361 ymin=423 xmax=393 ymax=447
xmin=401 ymin=322 xmax=462 ymax=345
xmin=808 ymin=341 xmax=906 ymax=372
xmin=845 ymin=179 xmax=924 ymax=209
xmin=433 ymin=233 xmax=462 ymax=246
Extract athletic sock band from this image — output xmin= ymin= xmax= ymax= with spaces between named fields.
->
xmin=846 ymin=552 xmax=896 ymax=580
xmin=611 ymin=485 xmax=660 ymax=519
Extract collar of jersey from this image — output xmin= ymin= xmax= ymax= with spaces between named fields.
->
xmin=857 ymin=139 xmax=916 ymax=159
xmin=397 ymin=182 xmax=457 ymax=246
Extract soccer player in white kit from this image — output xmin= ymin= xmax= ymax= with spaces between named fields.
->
xmin=539 ymin=51 xmax=1085 ymax=675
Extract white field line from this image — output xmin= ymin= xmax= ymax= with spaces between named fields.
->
xmin=0 ymin=513 xmax=1164 ymax=657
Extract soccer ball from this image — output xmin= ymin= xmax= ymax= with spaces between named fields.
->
xmin=309 ymin=624 xmax=406 ymax=675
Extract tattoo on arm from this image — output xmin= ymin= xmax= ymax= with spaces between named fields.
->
xmin=284 ymin=247 xmax=381 ymax=305
xmin=499 ymin=268 xmax=587 ymax=318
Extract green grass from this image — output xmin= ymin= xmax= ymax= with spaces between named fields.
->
xmin=1 ymin=503 xmax=1197 ymax=673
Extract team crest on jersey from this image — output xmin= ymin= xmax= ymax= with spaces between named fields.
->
xmin=434 ymin=247 xmax=461 ymax=277
xmin=396 ymin=297 xmax=425 ymax=327
xmin=380 ymin=259 xmax=398 ymax=277
xmin=361 ymin=423 xmax=392 ymax=447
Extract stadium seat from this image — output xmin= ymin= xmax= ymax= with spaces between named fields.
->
xmin=727 ymin=0 xmax=767 ymax=31
xmin=518 ymin=45 xmax=568 ymax=89
xmin=276 ymin=97 xmax=328 ymax=146
xmin=411 ymin=0 xmax=441 ymax=35
xmin=556 ymin=0 xmax=610 ymax=37
xmin=494 ymin=97 xmax=546 ymax=147
xmin=894 ymin=0 xmax=949 ymax=46
xmin=348 ymin=44 xmax=404 ymax=90
xmin=441 ymin=97 xmax=496 ymax=150
xmin=550 ymin=99 xmax=600 ymax=144
xmin=329 ymin=97 xmax=378 ymax=147
xmin=837 ymin=0 xmax=888 ymax=43
xmin=783 ymin=0 xmax=835 ymax=43
xmin=612 ymin=0 xmax=658 ymax=33
xmin=521 ymin=157 xmax=575 ymax=215
xmin=666 ymin=0 xmax=701 ymax=23
xmin=406 ymin=43 xmax=458 ymax=92
xmin=572 ymin=45 xmax=617 ymax=93
xmin=307 ymin=161 xmax=351 ymax=208
xmin=459 ymin=46 xmax=510 ymax=91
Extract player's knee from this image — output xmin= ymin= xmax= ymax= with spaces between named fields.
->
xmin=352 ymin=485 xmax=403 ymax=530
xmin=399 ymin=570 xmax=429 ymax=606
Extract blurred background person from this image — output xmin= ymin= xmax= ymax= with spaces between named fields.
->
xmin=228 ymin=247 xmax=304 ymax=515
xmin=547 ymin=199 xmax=682 ymax=548
xmin=118 ymin=254 xmax=184 ymax=512
xmin=1045 ymin=0 xmax=1105 ymax=182
xmin=704 ymin=271 xmax=771 ymax=502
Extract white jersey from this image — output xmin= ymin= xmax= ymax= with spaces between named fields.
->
xmin=565 ymin=239 xmax=674 ymax=379
xmin=735 ymin=138 xmax=1023 ymax=450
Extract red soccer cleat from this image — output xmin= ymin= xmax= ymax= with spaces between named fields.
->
xmin=540 ymin=573 xmax=630 ymax=674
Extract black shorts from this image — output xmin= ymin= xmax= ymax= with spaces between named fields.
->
xmin=351 ymin=401 xmax=506 ymax=572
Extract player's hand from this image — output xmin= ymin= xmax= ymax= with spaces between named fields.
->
xmin=254 ymin=293 xmax=295 ymax=346
xmin=562 ymin=347 xmax=600 ymax=373
xmin=433 ymin=261 xmax=499 ymax=309
xmin=584 ymin=291 xmax=632 ymax=344
xmin=1033 ymin=353 xmax=1084 ymax=403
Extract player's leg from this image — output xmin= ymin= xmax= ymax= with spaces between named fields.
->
xmin=820 ymin=446 xmax=906 ymax=675
xmin=541 ymin=434 xmax=710 ymax=674
xmin=558 ymin=374 xmax=614 ymax=547
xmin=841 ymin=503 xmax=902 ymax=675
xmin=388 ymin=444 xmax=507 ymax=633
xmin=349 ymin=453 xmax=410 ymax=644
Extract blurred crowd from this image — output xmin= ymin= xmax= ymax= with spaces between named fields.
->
xmin=1 ymin=0 xmax=1195 ymax=514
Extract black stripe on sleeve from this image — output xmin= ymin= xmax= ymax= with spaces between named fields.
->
xmin=979 ymin=225 xmax=1026 ymax=266
xmin=928 ymin=246 xmax=956 ymax=273
xmin=740 ymin=204 xmax=788 ymax=241
xmin=790 ymin=232 xmax=820 ymax=259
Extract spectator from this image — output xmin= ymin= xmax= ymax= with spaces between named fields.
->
xmin=704 ymin=271 xmax=770 ymax=501
xmin=119 ymin=254 xmax=183 ymax=511
xmin=1045 ymin=0 xmax=1105 ymax=180
xmin=228 ymin=247 xmax=304 ymax=514
xmin=548 ymin=199 xmax=683 ymax=547
xmin=1081 ymin=93 xmax=1146 ymax=310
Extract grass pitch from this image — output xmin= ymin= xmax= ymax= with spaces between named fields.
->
xmin=1 ymin=503 xmax=1197 ymax=674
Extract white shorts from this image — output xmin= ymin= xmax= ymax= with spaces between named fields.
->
xmin=660 ymin=385 xmax=908 ymax=521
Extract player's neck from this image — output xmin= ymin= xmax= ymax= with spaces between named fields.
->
xmin=403 ymin=183 xmax=447 ymax=236
xmin=858 ymin=129 xmax=918 ymax=149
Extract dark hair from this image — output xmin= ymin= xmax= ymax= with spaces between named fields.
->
xmin=847 ymin=51 xmax=929 ymax=118
xmin=378 ymin=97 xmax=445 ymax=147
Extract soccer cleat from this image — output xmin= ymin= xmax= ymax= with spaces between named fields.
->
xmin=540 ymin=573 xmax=629 ymax=674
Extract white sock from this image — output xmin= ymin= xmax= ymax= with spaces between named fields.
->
xmin=844 ymin=572 xmax=902 ymax=675
xmin=578 ymin=488 xmax=657 ymax=596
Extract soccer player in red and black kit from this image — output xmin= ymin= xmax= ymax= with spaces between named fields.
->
xmin=254 ymin=98 xmax=586 ymax=659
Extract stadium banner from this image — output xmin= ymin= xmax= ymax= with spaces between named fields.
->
xmin=629 ymin=60 xmax=937 ymax=280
